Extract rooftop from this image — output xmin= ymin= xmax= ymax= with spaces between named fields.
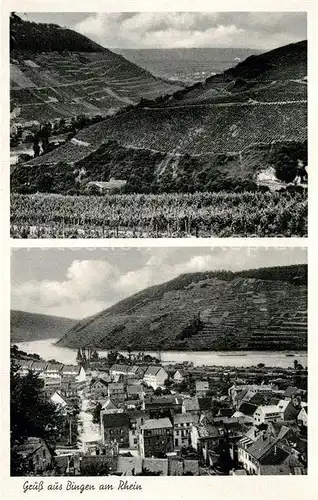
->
xmin=141 ymin=418 xmax=172 ymax=431
xmin=102 ymin=412 xmax=129 ymax=428
xmin=144 ymin=365 xmax=164 ymax=376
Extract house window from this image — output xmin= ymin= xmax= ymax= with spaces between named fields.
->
xmin=134 ymin=438 xmax=138 ymax=445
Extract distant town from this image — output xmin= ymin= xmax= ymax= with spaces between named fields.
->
xmin=11 ymin=345 xmax=307 ymax=476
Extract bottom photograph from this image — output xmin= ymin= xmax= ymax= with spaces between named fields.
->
xmin=10 ymin=246 xmax=308 ymax=476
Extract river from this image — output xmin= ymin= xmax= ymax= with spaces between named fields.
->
xmin=13 ymin=338 xmax=307 ymax=369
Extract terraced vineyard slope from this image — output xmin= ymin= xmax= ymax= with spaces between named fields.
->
xmin=10 ymin=14 xmax=180 ymax=124
xmin=20 ymin=40 xmax=307 ymax=196
xmin=57 ymin=265 xmax=307 ymax=351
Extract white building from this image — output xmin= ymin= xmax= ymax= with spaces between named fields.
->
xmin=253 ymin=405 xmax=282 ymax=425
xmin=173 ymin=413 xmax=198 ymax=450
xmin=143 ymin=366 xmax=168 ymax=390
xmin=61 ymin=364 xmax=86 ymax=382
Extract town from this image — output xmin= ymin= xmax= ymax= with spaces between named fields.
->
xmin=11 ymin=346 xmax=307 ymax=476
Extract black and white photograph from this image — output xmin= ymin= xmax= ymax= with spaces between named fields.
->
xmin=10 ymin=247 xmax=307 ymax=477
xmin=9 ymin=11 xmax=308 ymax=238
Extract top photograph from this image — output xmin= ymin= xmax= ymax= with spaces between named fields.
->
xmin=9 ymin=12 xmax=308 ymax=239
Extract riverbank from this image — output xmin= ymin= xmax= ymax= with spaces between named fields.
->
xmin=13 ymin=338 xmax=307 ymax=369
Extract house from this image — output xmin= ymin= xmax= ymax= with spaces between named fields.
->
xmin=30 ymin=361 xmax=48 ymax=379
xmin=101 ymin=399 xmax=122 ymax=414
xmin=126 ymin=384 xmax=145 ymax=401
xmin=42 ymin=379 xmax=62 ymax=399
xmin=90 ymin=378 xmax=109 ymax=399
xmin=44 ymin=363 xmax=63 ymax=381
xmin=60 ymin=379 xmax=78 ymax=398
xmin=253 ymin=405 xmax=282 ymax=425
xmin=190 ymin=424 xmax=220 ymax=465
xmin=237 ymin=390 xmax=267 ymax=409
xmin=128 ymin=410 xmax=149 ymax=449
xmin=277 ymin=400 xmax=301 ymax=421
xmin=110 ymin=364 xmax=130 ymax=377
xmin=101 ymin=412 xmax=130 ymax=448
xmin=16 ymin=359 xmax=34 ymax=376
xmin=108 ymin=382 xmax=125 ymax=401
xmin=14 ymin=438 xmax=52 ymax=474
xmin=143 ymin=366 xmax=168 ymax=390
xmin=50 ymin=391 xmax=69 ymax=415
xmin=229 ymin=384 xmax=276 ymax=408
xmin=140 ymin=418 xmax=174 ymax=458
xmin=182 ymin=397 xmax=200 ymax=414
xmin=173 ymin=370 xmax=186 ymax=383
xmin=86 ymin=178 xmax=127 ymax=194
xmin=195 ymin=380 xmax=209 ymax=397
xmin=237 ymin=431 xmax=305 ymax=475
xmin=110 ymin=363 xmax=146 ymax=380
xmin=173 ymin=413 xmax=199 ymax=450
xmin=143 ymin=396 xmax=182 ymax=419
xmin=61 ymin=365 xmax=86 ymax=382
xmin=297 ymin=406 xmax=308 ymax=427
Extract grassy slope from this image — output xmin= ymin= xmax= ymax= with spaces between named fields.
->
xmin=11 ymin=310 xmax=77 ymax=342
xmin=57 ymin=265 xmax=307 ymax=351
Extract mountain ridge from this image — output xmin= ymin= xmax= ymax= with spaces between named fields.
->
xmin=57 ymin=265 xmax=307 ymax=351
xmin=10 ymin=14 xmax=180 ymax=124
xmin=11 ymin=309 xmax=78 ymax=343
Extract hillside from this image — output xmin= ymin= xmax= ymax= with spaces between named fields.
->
xmin=11 ymin=310 xmax=77 ymax=343
xmin=14 ymin=40 xmax=307 ymax=194
xmin=57 ymin=265 xmax=307 ymax=351
xmin=10 ymin=14 xmax=180 ymax=124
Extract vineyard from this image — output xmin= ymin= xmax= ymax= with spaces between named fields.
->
xmin=10 ymin=14 xmax=180 ymax=123
xmin=10 ymin=191 xmax=307 ymax=238
xmin=11 ymin=51 xmax=180 ymax=122
xmin=28 ymin=100 xmax=307 ymax=167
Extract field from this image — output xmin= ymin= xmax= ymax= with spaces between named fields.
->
xmin=10 ymin=191 xmax=307 ymax=238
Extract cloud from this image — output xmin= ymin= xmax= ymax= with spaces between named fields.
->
xmin=73 ymin=12 xmax=306 ymax=49
xmin=11 ymin=248 xmax=306 ymax=320
xmin=11 ymin=259 xmax=118 ymax=318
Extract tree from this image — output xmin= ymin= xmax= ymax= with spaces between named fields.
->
xmin=92 ymin=402 xmax=102 ymax=424
xmin=108 ymin=351 xmax=118 ymax=365
xmin=11 ymin=362 xmax=64 ymax=446
xmin=10 ymin=362 xmax=64 ymax=475
xmin=90 ymin=349 xmax=99 ymax=362
xmin=76 ymin=349 xmax=82 ymax=365
xmin=271 ymin=142 xmax=307 ymax=183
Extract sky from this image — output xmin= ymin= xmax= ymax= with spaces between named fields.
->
xmin=11 ymin=247 xmax=307 ymax=320
xmin=19 ymin=12 xmax=307 ymax=50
